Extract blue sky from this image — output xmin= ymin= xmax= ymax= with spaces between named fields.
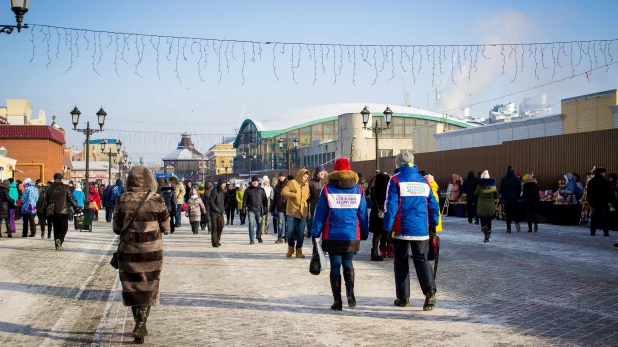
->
xmin=1 ymin=0 xmax=617 ymax=162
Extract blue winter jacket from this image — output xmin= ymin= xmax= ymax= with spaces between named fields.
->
xmin=311 ymin=170 xmax=369 ymax=253
xmin=21 ymin=182 xmax=40 ymax=214
xmin=383 ymin=164 xmax=439 ymax=240
xmin=72 ymin=189 xmax=86 ymax=208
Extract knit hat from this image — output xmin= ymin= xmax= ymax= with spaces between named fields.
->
xmin=251 ymin=175 xmax=260 ymax=183
xmin=395 ymin=151 xmax=414 ymax=167
xmin=314 ymin=165 xmax=325 ymax=174
xmin=75 ymin=182 xmax=82 ymax=191
xmin=23 ymin=178 xmax=32 ymax=185
xmin=262 ymin=175 xmax=270 ymax=182
xmin=279 ymin=171 xmax=286 ymax=178
xmin=235 ymin=183 xmax=240 ymax=188
xmin=53 ymin=173 xmax=63 ymax=181
xmin=481 ymin=170 xmax=490 ymax=179
xmin=334 ymin=158 xmax=351 ymax=171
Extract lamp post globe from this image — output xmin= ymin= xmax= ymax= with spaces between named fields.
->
xmin=100 ymin=139 xmax=107 ymax=152
xmin=96 ymin=107 xmax=107 ymax=130
xmin=383 ymin=106 xmax=393 ymax=127
xmin=361 ymin=106 xmax=370 ymax=128
xmin=70 ymin=106 xmax=81 ymax=129
xmin=278 ymin=138 xmax=284 ymax=149
xmin=293 ymin=137 xmax=299 ymax=149
xmin=115 ymin=140 xmax=123 ymax=151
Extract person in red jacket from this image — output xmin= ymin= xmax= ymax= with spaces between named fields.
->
xmin=89 ymin=185 xmax=102 ymax=221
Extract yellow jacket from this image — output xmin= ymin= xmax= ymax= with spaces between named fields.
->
xmin=235 ymin=189 xmax=244 ymax=210
xmin=430 ymin=181 xmax=443 ymax=232
xmin=281 ymin=169 xmax=310 ymax=219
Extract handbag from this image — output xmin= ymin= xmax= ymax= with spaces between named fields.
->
xmin=181 ymin=202 xmax=188 ymax=212
xmin=309 ymin=238 xmax=327 ymax=275
xmin=371 ymin=192 xmax=384 ymax=219
xmin=110 ymin=191 xmax=151 ymax=269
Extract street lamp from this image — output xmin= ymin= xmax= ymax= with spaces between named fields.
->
xmin=361 ymin=106 xmax=392 ymax=172
xmin=71 ymin=106 xmax=107 ymax=195
xmin=220 ymin=158 xmax=231 ymax=182
xmin=243 ymin=145 xmax=258 ymax=177
xmin=278 ymin=137 xmax=299 ymax=176
xmin=101 ymin=139 xmax=121 ymax=186
xmin=1 ymin=0 xmax=30 ymax=35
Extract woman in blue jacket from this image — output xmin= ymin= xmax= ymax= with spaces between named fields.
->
xmin=311 ymin=158 xmax=369 ymax=311
xmin=72 ymin=183 xmax=86 ymax=209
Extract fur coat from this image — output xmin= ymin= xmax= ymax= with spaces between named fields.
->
xmin=112 ymin=166 xmax=170 ymax=307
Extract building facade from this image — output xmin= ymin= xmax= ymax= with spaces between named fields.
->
xmin=162 ymin=133 xmax=204 ymax=182
xmin=0 ymin=100 xmax=47 ymax=125
xmin=71 ymin=161 xmax=119 ymax=186
xmin=204 ymin=143 xmax=235 ymax=179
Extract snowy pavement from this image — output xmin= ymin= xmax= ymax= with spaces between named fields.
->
xmin=0 ymin=215 xmax=617 ymax=346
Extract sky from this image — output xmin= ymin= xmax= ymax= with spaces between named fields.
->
xmin=1 ymin=0 xmax=617 ymax=163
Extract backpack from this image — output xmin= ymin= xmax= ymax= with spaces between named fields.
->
xmin=111 ymin=186 xmax=122 ymax=202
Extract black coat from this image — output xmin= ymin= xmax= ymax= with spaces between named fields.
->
xmin=500 ymin=169 xmax=522 ymax=206
xmin=242 ymin=186 xmax=268 ymax=214
xmin=461 ymin=171 xmax=478 ymax=203
xmin=587 ymin=175 xmax=614 ymax=207
xmin=273 ymin=179 xmax=289 ymax=213
xmin=209 ymin=187 xmax=226 ymax=216
xmin=160 ymin=187 xmax=177 ymax=214
xmin=369 ymin=173 xmax=390 ymax=234
xmin=45 ymin=181 xmax=78 ymax=215
xmin=0 ymin=184 xmax=13 ymax=220
xmin=308 ymin=178 xmax=325 ymax=211
xmin=522 ymin=179 xmax=540 ymax=212
xmin=224 ymin=188 xmax=237 ymax=209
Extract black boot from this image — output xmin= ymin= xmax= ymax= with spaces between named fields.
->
xmin=370 ymin=248 xmax=384 ymax=261
xmin=343 ymin=267 xmax=356 ymax=308
xmin=329 ymin=275 xmax=342 ymax=311
xmin=132 ymin=306 xmax=150 ymax=344
xmin=423 ymin=287 xmax=437 ymax=311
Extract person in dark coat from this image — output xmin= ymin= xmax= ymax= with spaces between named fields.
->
xmin=307 ymin=165 xmax=327 ymax=238
xmin=44 ymin=173 xmax=79 ymax=251
xmin=587 ymin=168 xmax=614 ymax=236
xmin=112 ymin=166 xmax=169 ymax=345
xmin=461 ymin=171 xmax=478 ymax=224
xmin=201 ymin=180 xmax=214 ymax=232
xmin=224 ymin=183 xmax=236 ymax=225
xmin=368 ymin=172 xmax=390 ymax=261
xmin=500 ymin=165 xmax=522 ymax=233
xmin=475 ymin=170 xmax=499 ymax=243
xmin=157 ymin=177 xmax=176 ymax=234
xmin=242 ymin=176 xmax=269 ymax=244
xmin=522 ymin=174 xmax=540 ymax=232
xmin=209 ymin=178 xmax=226 ymax=247
xmin=0 ymin=180 xmax=14 ymax=237
xmin=35 ymin=179 xmax=49 ymax=239
xmin=272 ymin=172 xmax=289 ymax=243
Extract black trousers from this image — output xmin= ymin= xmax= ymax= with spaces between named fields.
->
xmin=0 ymin=217 xmax=10 ymax=234
xmin=466 ymin=201 xmax=476 ymax=223
xmin=394 ymin=239 xmax=435 ymax=300
xmin=526 ymin=210 xmax=538 ymax=230
xmin=105 ymin=206 xmax=114 ymax=223
xmin=22 ymin=214 xmax=37 ymax=236
xmin=590 ymin=205 xmax=610 ymax=235
xmin=225 ymin=207 xmax=235 ymax=223
xmin=52 ymin=214 xmax=69 ymax=243
xmin=480 ymin=216 xmax=493 ymax=231
xmin=505 ymin=205 xmax=519 ymax=228
xmin=169 ymin=214 xmax=176 ymax=233
xmin=211 ymin=214 xmax=223 ymax=245
xmin=190 ymin=221 xmax=200 ymax=234
xmin=37 ymin=213 xmax=46 ymax=234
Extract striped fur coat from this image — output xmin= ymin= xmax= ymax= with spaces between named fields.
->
xmin=113 ymin=166 xmax=170 ymax=306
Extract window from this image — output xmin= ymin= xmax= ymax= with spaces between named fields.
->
xmin=379 ymin=149 xmax=393 ymax=158
xmin=393 ymin=117 xmax=404 ymax=137
xmin=311 ymin=124 xmax=323 ymax=142
xmin=300 ymin=126 xmax=312 ymax=147
xmin=323 ymin=121 xmax=335 ymax=140
xmin=416 ymin=119 xmax=427 ymax=126
xmin=405 ymin=118 xmax=416 ymax=136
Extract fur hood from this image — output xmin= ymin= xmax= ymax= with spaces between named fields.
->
xmin=327 ymin=170 xmax=359 ymax=189
xmin=524 ymin=178 xmax=538 ymax=185
xmin=126 ymin=166 xmax=158 ymax=193
xmin=478 ymin=178 xmax=496 ymax=187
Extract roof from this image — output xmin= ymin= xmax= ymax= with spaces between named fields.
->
xmin=435 ymin=114 xmax=562 ymax=138
xmin=0 ymin=125 xmax=66 ymax=145
xmin=234 ymin=103 xmax=472 ymax=147
xmin=71 ymin=161 xmax=119 ymax=172
xmin=561 ymin=89 xmax=617 ymax=103
xmin=162 ymin=148 xmax=204 ymax=161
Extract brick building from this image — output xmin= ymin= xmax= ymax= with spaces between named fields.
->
xmin=0 ymin=125 xmax=66 ymax=182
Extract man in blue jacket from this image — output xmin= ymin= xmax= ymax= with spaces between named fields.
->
xmin=106 ymin=179 xmax=124 ymax=222
xmin=383 ymin=151 xmax=440 ymax=311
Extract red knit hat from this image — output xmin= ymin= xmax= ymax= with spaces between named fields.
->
xmin=334 ymin=158 xmax=351 ymax=171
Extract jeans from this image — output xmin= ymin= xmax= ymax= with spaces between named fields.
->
xmin=277 ymin=212 xmax=286 ymax=240
xmin=329 ymin=252 xmax=354 ymax=275
xmin=394 ymin=239 xmax=436 ymax=300
xmin=248 ymin=211 xmax=263 ymax=241
xmin=175 ymin=204 xmax=182 ymax=226
xmin=307 ymin=206 xmax=316 ymax=235
xmin=286 ymin=216 xmax=306 ymax=249
xmin=105 ymin=205 xmax=114 ymax=223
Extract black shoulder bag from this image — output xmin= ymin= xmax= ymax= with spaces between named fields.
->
xmin=371 ymin=191 xmax=385 ymax=219
xmin=110 ymin=191 xmax=150 ymax=269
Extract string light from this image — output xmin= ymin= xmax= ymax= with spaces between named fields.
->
xmin=25 ymin=24 xmax=616 ymax=85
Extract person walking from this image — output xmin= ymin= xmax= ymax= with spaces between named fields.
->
xmin=112 ymin=166 xmax=169 ymax=345
xmin=15 ymin=180 xmax=23 ymax=221
xmin=272 ymin=172 xmax=289 ymax=243
xmin=224 ymin=182 xmax=236 ymax=225
xmin=242 ymin=176 xmax=268 ymax=244
xmin=170 ymin=176 xmax=185 ymax=228
xmin=89 ymin=186 xmax=102 ymax=221
xmin=72 ymin=183 xmax=86 ymax=210
xmin=311 ymin=158 xmax=368 ymax=310
xmin=35 ymin=180 xmax=48 ymax=239
xmin=587 ymin=167 xmax=614 ymax=236
xmin=307 ymin=165 xmax=327 ymax=239
xmin=282 ymin=168 xmax=311 ymax=258
xmin=500 ymin=165 xmax=522 ymax=233
xmin=201 ymin=180 xmax=214 ymax=233
xmin=8 ymin=179 xmax=18 ymax=235
xmin=522 ymin=174 xmax=540 ymax=232
xmin=383 ymin=151 xmax=439 ymax=311
xmin=261 ymin=176 xmax=273 ymax=235
xmin=20 ymin=178 xmax=39 ymax=237
xmin=44 ymin=173 xmax=79 ymax=251
xmin=475 ymin=170 xmax=499 ymax=243
xmin=369 ymin=172 xmax=390 ymax=261
xmin=448 ymin=175 xmax=461 ymax=202
xmin=184 ymin=182 xmax=193 ymax=203
xmin=236 ymin=182 xmax=246 ymax=225
xmin=157 ymin=177 xmax=175 ymax=235
xmin=186 ymin=187 xmax=207 ymax=235
xmin=0 ymin=180 xmax=14 ymax=238
xmin=106 ymin=179 xmax=124 ymax=222
xmin=424 ymin=174 xmax=443 ymax=233
xmin=209 ymin=178 xmax=226 ymax=247
xmin=462 ymin=171 xmax=478 ymax=224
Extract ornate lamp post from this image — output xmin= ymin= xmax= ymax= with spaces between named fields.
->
xmin=71 ymin=106 xmax=107 ymax=195
xmin=243 ymin=145 xmax=257 ymax=178
xmin=361 ymin=106 xmax=392 ymax=172
xmin=278 ymin=137 xmax=299 ymax=177
xmin=101 ymin=139 xmax=122 ymax=186
xmin=1 ymin=0 xmax=30 ymax=35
